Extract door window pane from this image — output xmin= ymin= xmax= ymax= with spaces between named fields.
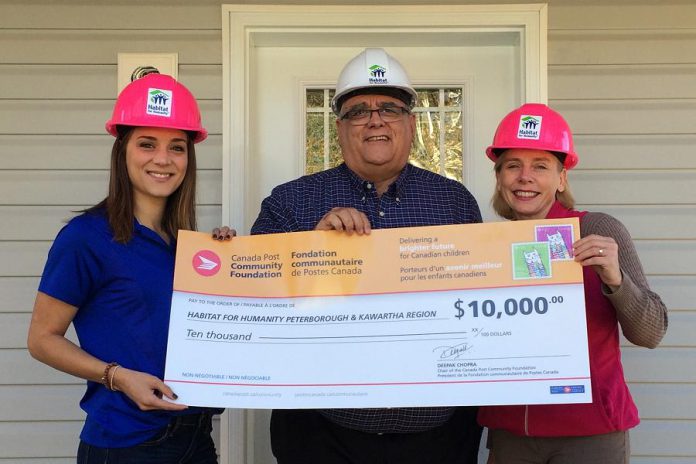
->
xmin=306 ymin=89 xmax=325 ymax=107
xmin=444 ymin=88 xmax=462 ymax=107
xmin=413 ymin=111 xmax=442 ymax=175
xmin=305 ymin=89 xmax=340 ymax=174
xmin=444 ymin=112 xmax=463 ymax=180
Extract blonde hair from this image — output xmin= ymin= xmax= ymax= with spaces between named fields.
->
xmin=490 ymin=153 xmax=575 ymax=220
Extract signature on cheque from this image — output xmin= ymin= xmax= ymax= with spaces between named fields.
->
xmin=432 ymin=342 xmax=474 ymax=360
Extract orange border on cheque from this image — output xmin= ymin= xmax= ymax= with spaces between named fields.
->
xmin=174 ymin=218 xmax=582 ymax=299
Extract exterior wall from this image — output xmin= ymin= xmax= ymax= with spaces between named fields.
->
xmin=0 ymin=3 xmax=224 ymax=462
xmin=548 ymin=5 xmax=696 ymax=463
xmin=0 ymin=1 xmax=693 ymax=462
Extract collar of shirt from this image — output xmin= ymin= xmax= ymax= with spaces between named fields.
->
xmin=340 ymin=162 xmax=410 ymax=200
xmin=133 ymin=220 xmax=176 ymax=250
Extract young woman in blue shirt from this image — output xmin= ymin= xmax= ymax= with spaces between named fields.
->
xmin=27 ymin=72 xmax=220 ymax=463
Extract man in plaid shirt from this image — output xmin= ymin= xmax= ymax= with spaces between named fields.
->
xmin=252 ymin=48 xmax=483 ymax=464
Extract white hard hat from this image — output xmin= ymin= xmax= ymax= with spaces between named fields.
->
xmin=331 ymin=48 xmax=418 ymax=115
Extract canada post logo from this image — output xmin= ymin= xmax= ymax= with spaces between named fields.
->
xmin=368 ymin=64 xmax=388 ymax=84
xmin=517 ymin=115 xmax=542 ymax=140
xmin=550 ymin=385 xmax=585 ymax=394
xmin=192 ymin=250 xmax=221 ymax=277
xmin=146 ymin=88 xmax=173 ymax=117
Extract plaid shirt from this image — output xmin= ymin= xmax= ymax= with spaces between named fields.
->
xmin=251 ymin=162 xmax=482 ymax=433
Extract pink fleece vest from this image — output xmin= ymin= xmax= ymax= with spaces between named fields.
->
xmin=477 ymin=202 xmax=639 ymax=436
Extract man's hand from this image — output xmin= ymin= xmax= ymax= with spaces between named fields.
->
xmin=315 ymin=207 xmax=371 ymax=235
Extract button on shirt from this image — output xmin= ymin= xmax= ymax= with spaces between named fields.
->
xmin=251 ymin=163 xmax=482 ymax=433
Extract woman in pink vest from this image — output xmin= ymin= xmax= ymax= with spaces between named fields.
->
xmin=478 ymin=103 xmax=668 ymax=464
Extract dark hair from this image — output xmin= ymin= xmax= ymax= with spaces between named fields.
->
xmin=336 ymin=87 xmax=413 ymax=114
xmin=86 ymin=126 xmax=197 ymax=243
xmin=490 ymin=151 xmax=575 ymax=220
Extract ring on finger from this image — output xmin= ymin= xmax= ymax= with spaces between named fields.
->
xmin=598 ymin=248 xmax=605 ymax=255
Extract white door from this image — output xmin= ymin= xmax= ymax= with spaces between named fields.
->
xmin=247 ymin=44 xmax=520 ymax=225
xmin=221 ymin=6 xmax=547 ymax=463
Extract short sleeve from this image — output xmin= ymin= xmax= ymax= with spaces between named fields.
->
xmin=38 ymin=219 xmax=103 ymax=308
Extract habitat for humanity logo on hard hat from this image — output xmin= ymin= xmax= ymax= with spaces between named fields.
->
xmin=517 ymin=115 xmax=542 ymax=140
xmin=147 ymin=88 xmax=173 ymax=117
xmin=368 ymin=64 xmax=388 ymax=84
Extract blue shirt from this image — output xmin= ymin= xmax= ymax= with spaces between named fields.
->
xmin=252 ymin=162 xmax=482 ymax=234
xmin=251 ymin=163 xmax=482 ymax=433
xmin=39 ymin=210 xmax=204 ymax=447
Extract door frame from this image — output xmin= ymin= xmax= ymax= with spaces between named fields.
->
xmin=220 ymin=4 xmax=547 ymax=463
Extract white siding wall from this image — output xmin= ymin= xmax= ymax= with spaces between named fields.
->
xmin=0 ymin=1 xmax=693 ymax=462
xmin=0 ymin=3 xmax=224 ymax=461
xmin=549 ymin=4 xmax=696 ymax=462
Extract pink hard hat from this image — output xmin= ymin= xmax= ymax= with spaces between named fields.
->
xmin=486 ymin=103 xmax=578 ymax=169
xmin=105 ymin=73 xmax=207 ymax=143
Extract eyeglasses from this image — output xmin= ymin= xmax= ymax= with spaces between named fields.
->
xmin=339 ymin=106 xmax=411 ymax=126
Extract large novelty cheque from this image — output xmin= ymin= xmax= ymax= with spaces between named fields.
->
xmin=164 ymin=219 xmax=591 ymax=408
